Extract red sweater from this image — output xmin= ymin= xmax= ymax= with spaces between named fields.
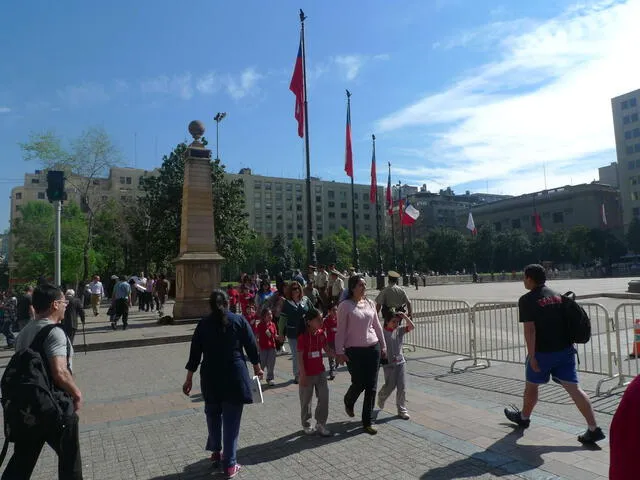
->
xmin=256 ymin=320 xmax=277 ymax=350
xmin=610 ymin=375 xmax=640 ymax=479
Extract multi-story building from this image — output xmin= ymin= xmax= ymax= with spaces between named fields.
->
xmin=227 ymin=169 xmax=384 ymax=244
xmin=466 ymin=183 xmax=621 ymax=235
xmin=599 ymin=162 xmax=619 ymax=188
xmin=611 ymin=88 xmax=640 ymax=230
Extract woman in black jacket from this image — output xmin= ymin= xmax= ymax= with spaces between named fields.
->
xmin=183 ymin=290 xmax=263 ymax=478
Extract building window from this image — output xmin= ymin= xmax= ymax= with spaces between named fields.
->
xmin=553 ymin=212 xmax=564 ymax=223
xmin=364 ymin=224 xmax=371 ymax=231
xmin=316 ymin=205 xmax=321 ymax=212
xmin=328 ymin=201 xmax=335 ymax=208
xmin=120 ymin=176 xmax=125 ymax=184
xmin=635 ymin=144 xmax=640 ymax=153
xmin=315 ymin=195 xmax=321 ymax=202
xmin=635 ymin=128 xmax=640 ymax=138
xmin=626 ymin=131 xmax=633 ymax=140
xmin=31 ymin=178 xmax=40 ymax=184
xmin=627 ymin=146 xmax=634 ymax=155
xmin=317 ymin=233 xmax=323 ymax=240
xmin=622 ymin=100 xmax=629 ymax=110
xmin=494 ymin=222 xmax=501 ymax=232
xmin=633 ymin=192 xmax=640 ymax=201
xmin=315 ymin=186 xmax=322 ymax=193
xmin=631 ymin=176 xmax=638 ymax=186
xmin=340 ymin=202 xmax=347 ymax=209
xmin=363 ymin=204 xmax=370 ymax=210
xmin=295 ymin=193 xmax=303 ymax=202
xmin=275 ymin=183 xmax=282 ymax=191
xmin=329 ymin=212 xmax=335 ymax=219
xmin=15 ymin=192 xmax=22 ymax=200
xmin=328 ymin=190 xmax=335 ymax=199
xmin=624 ymin=115 xmax=631 ymax=125
xmin=329 ymin=223 xmax=336 ymax=230
xmin=339 ymin=191 xmax=346 ymax=200
xmin=296 ymin=213 xmax=303 ymax=221
xmin=362 ymin=193 xmax=368 ymax=201
xmin=296 ymin=205 xmax=302 ymax=211
xmin=340 ymin=213 xmax=348 ymax=219
xmin=631 ymin=98 xmax=638 ymax=107
xmin=37 ymin=192 xmax=45 ymax=199
xmin=630 ymin=161 xmax=636 ymax=170
xmin=316 ymin=214 xmax=322 ymax=221
xmin=295 ymin=184 xmax=302 ymax=192
xmin=634 ymin=207 xmax=640 ymax=217
xmin=636 ymin=159 xmax=640 ymax=168
xmin=126 ymin=177 xmax=131 ymax=184
xmin=364 ymin=214 xmax=370 ymax=220
xmin=285 ymin=184 xmax=292 ymax=191
xmin=254 ymin=181 xmax=262 ymax=189
xmin=511 ymin=219 xmax=521 ymax=229
xmin=633 ymin=113 xmax=639 ymax=122
xmin=265 ymin=182 xmax=272 ymax=190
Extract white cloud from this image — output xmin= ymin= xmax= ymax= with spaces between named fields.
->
xmin=140 ymin=73 xmax=193 ymax=99
xmin=196 ymin=72 xmax=219 ymax=94
xmin=222 ymin=68 xmax=263 ymax=100
xmin=376 ymin=0 xmax=639 ymax=192
xmin=114 ymin=79 xmax=129 ymax=92
xmin=57 ymin=83 xmax=110 ymax=107
xmin=332 ymin=54 xmax=390 ymax=81
xmin=0 ymin=107 xmax=10 ymax=113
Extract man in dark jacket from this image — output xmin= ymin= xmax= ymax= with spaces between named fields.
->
xmin=63 ymin=289 xmax=85 ymax=343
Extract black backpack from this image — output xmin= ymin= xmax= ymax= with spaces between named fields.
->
xmin=0 ymin=324 xmax=73 ymax=465
xmin=561 ymin=291 xmax=591 ymax=344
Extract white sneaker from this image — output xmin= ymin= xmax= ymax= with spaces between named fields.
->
xmin=377 ymin=396 xmax=385 ymax=410
xmin=268 ymin=380 xmax=275 ymax=387
xmin=303 ymin=425 xmax=315 ymax=435
xmin=398 ymin=411 xmax=410 ymax=420
xmin=316 ymin=424 xmax=332 ymax=437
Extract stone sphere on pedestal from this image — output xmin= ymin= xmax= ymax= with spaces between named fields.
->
xmin=188 ymin=120 xmax=205 ymax=143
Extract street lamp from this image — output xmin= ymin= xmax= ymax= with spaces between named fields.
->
xmin=214 ymin=112 xmax=227 ymax=160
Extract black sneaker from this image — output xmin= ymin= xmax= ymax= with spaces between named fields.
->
xmin=345 ymin=401 xmax=355 ymax=418
xmin=504 ymin=405 xmax=530 ymax=428
xmin=578 ymin=427 xmax=605 ymax=444
xmin=111 ymin=321 xmax=116 ymax=330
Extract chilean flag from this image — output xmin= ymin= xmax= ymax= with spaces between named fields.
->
xmin=402 ymin=201 xmax=420 ymax=226
xmin=466 ymin=212 xmax=477 ymax=235
xmin=289 ymin=39 xmax=305 ymax=138
xmin=533 ymin=212 xmax=543 ymax=233
xmin=369 ymin=145 xmax=377 ymax=204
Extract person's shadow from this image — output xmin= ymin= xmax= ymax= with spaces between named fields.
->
xmin=148 ymin=420 xmax=359 ymax=479
xmin=420 ymin=426 xmax=599 ymax=479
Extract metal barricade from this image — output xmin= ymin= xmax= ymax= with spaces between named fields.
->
xmin=405 ymin=299 xmax=479 ymax=370
xmin=612 ymin=303 xmax=640 ymax=392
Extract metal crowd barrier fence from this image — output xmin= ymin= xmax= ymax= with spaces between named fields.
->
xmin=405 ymin=297 xmax=622 ymax=396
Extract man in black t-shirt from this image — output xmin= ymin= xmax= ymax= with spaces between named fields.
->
xmin=16 ymin=285 xmax=34 ymax=331
xmin=504 ymin=264 xmax=605 ymax=444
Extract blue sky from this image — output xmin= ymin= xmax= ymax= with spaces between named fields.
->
xmin=1 ymin=0 xmax=638 ymax=231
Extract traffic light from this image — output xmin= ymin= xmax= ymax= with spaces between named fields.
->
xmin=46 ymin=171 xmax=65 ymax=203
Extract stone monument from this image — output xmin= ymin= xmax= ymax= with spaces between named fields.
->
xmin=172 ymin=120 xmax=225 ymax=319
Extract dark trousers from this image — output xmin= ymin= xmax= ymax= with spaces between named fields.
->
xmin=114 ymin=298 xmax=129 ymax=326
xmin=1 ymin=319 xmax=15 ymax=347
xmin=205 ymin=402 xmax=244 ymax=469
xmin=1 ymin=414 xmax=82 ymax=480
xmin=344 ymin=344 xmax=381 ymax=427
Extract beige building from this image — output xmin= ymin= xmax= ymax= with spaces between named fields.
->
xmin=612 ymin=88 xmax=640 ymax=230
xmin=226 ymin=169 xmax=384 ymax=244
xmin=598 ymin=162 xmax=619 ymax=188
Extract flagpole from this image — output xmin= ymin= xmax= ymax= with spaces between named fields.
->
xmin=299 ymin=9 xmax=316 ymax=266
xmin=345 ymin=90 xmax=360 ymax=272
xmin=389 ymin=162 xmax=397 ymax=270
xmin=373 ymin=135 xmax=384 ymax=289
xmin=398 ymin=181 xmax=407 ymax=285
xmin=407 ymin=192 xmax=414 ymax=276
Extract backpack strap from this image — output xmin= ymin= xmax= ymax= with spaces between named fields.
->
xmin=29 ymin=323 xmax=72 ymax=374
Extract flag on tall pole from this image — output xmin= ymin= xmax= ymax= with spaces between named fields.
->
xmin=289 ymin=35 xmax=305 ymax=138
xmin=402 ymin=200 xmax=420 ymax=226
xmin=345 ymin=90 xmax=354 ymax=178
xmin=466 ymin=212 xmax=477 ymax=235
xmin=369 ymin=140 xmax=377 ymax=204
xmin=386 ymin=162 xmax=393 ymax=215
xmin=601 ymin=203 xmax=608 ymax=226
xmin=533 ymin=212 xmax=543 ymax=233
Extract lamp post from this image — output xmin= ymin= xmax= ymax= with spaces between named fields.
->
xmin=214 ymin=112 xmax=227 ymax=160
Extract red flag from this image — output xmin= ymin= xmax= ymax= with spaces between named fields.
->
xmin=386 ymin=163 xmax=392 ymax=215
xmin=345 ymin=99 xmax=353 ymax=177
xmin=369 ymin=146 xmax=377 ymax=204
xmin=289 ymin=39 xmax=304 ymax=138
xmin=534 ymin=212 xmax=543 ymax=233
xmin=398 ymin=198 xmax=404 ymax=222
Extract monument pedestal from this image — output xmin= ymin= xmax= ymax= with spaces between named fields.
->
xmin=172 ymin=121 xmax=225 ymax=320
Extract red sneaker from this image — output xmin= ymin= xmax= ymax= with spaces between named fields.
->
xmin=225 ymin=464 xmax=242 ymax=478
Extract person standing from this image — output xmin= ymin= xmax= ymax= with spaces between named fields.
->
xmin=329 ymin=270 xmax=344 ymax=305
xmin=144 ymin=275 xmax=155 ymax=312
xmin=316 ymin=265 xmax=329 ymax=305
xmin=183 ymin=290 xmax=263 ymax=479
xmin=375 ymin=271 xmax=412 ymax=322
xmin=16 ymin=285 xmax=35 ymax=331
xmin=323 ymin=304 xmax=338 ymax=380
xmin=111 ymin=275 xmax=132 ymax=331
xmin=336 ymin=275 xmax=387 ymax=435
xmin=155 ymin=274 xmax=170 ymax=316
xmin=0 ymin=298 xmax=15 ymax=349
xmin=62 ymin=289 xmax=85 ymax=343
xmin=504 ymin=264 xmax=605 ymax=444
xmin=1 ymin=284 xmax=83 ymax=479
xmin=256 ymin=307 xmax=277 ymax=387
xmin=88 ymin=275 xmax=104 ymax=316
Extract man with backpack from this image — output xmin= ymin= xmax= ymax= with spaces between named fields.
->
xmin=1 ymin=283 xmax=83 ymax=479
xmin=503 ymin=264 xmax=605 ymax=444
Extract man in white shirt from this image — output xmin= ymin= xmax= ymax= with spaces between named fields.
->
xmin=89 ymin=275 xmax=104 ymax=316
xmin=330 ymin=270 xmax=344 ymax=304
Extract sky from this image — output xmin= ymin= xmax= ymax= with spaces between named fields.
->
xmin=1 ymin=0 xmax=638 ymax=231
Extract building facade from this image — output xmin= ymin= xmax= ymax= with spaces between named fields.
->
xmin=466 ymin=183 xmax=621 ymax=235
xmin=599 ymin=162 xmax=619 ymax=188
xmin=226 ymin=169 xmax=384 ymax=244
xmin=612 ymin=88 xmax=640 ymax=230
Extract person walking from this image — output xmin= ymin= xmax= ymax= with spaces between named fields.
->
xmin=183 ymin=290 xmax=263 ymax=479
xmin=155 ymin=274 xmax=170 ymax=316
xmin=504 ymin=264 xmax=605 ymax=444
xmin=0 ymin=298 xmax=15 ymax=349
xmin=88 ymin=275 xmax=104 ymax=316
xmin=256 ymin=307 xmax=277 ymax=386
xmin=278 ymin=281 xmax=317 ymax=383
xmin=62 ymin=289 xmax=85 ymax=343
xmin=16 ymin=285 xmax=34 ymax=331
xmin=336 ymin=275 xmax=387 ymax=435
xmin=375 ymin=271 xmax=412 ymax=322
xmin=256 ymin=280 xmax=273 ymax=311
xmin=1 ymin=284 xmax=83 ymax=479
xmin=111 ymin=275 xmax=132 ymax=331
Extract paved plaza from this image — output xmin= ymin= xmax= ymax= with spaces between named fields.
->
xmin=1 ymin=278 xmax=633 ymax=479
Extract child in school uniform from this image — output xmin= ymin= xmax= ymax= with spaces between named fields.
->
xmin=322 ymin=303 xmax=338 ymax=380
xmin=257 ymin=307 xmax=278 ymax=386
xmin=297 ymin=309 xmax=334 ymax=437
xmin=245 ymin=303 xmax=260 ymax=339
xmin=377 ymin=311 xmax=414 ymax=420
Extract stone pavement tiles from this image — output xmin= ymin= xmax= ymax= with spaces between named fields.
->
xmin=1 ymin=343 xmax=613 ymax=479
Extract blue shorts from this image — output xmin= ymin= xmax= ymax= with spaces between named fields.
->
xmin=526 ymin=347 xmax=578 ymax=385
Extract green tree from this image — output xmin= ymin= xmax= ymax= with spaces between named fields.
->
xmin=628 ymin=218 xmax=640 ymax=254
xmin=412 ymin=238 xmax=429 ymax=272
xmin=566 ymin=225 xmax=591 ymax=265
xmin=138 ymin=141 xmax=252 ymax=274
xmin=291 ymin=237 xmax=307 ymax=270
xmin=270 ymin=234 xmax=293 ymax=275
xmin=357 ymin=235 xmax=377 ymax=273
xmin=495 ymin=230 xmax=531 ymax=271
xmin=241 ymin=233 xmax=273 ymax=274
xmin=20 ymin=127 xmax=122 ymax=282
xmin=92 ymin=199 xmax=128 ymax=274
xmin=469 ymin=224 xmax=496 ymax=272
xmin=426 ymin=228 xmax=468 ymax=273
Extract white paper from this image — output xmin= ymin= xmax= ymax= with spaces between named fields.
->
xmin=250 ymin=375 xmax=264 ymax=404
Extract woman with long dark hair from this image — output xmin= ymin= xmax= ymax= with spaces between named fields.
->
xmin=183 ymin=290 xmax=263 ymax=479
xmin=336 ymin=275 xmax=387 ymax=435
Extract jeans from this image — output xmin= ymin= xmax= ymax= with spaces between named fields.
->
xmin=113 ymin=299 xmax=129 ymax=327
xmin=1 ymin=413 xmax=82 ymax=480
xmin=288 ymin=337 xmax=298 ymax=379
xmin=205 ymin=402 xmax=244 ymax=469
xmin=344 ymin=344 xmax=381 ymax=427
xmin=1 ymin=319 xmax=15 ymax=347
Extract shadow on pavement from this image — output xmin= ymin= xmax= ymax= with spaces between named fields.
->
xmin=420 ymin=427 xmax=596 ymax=479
